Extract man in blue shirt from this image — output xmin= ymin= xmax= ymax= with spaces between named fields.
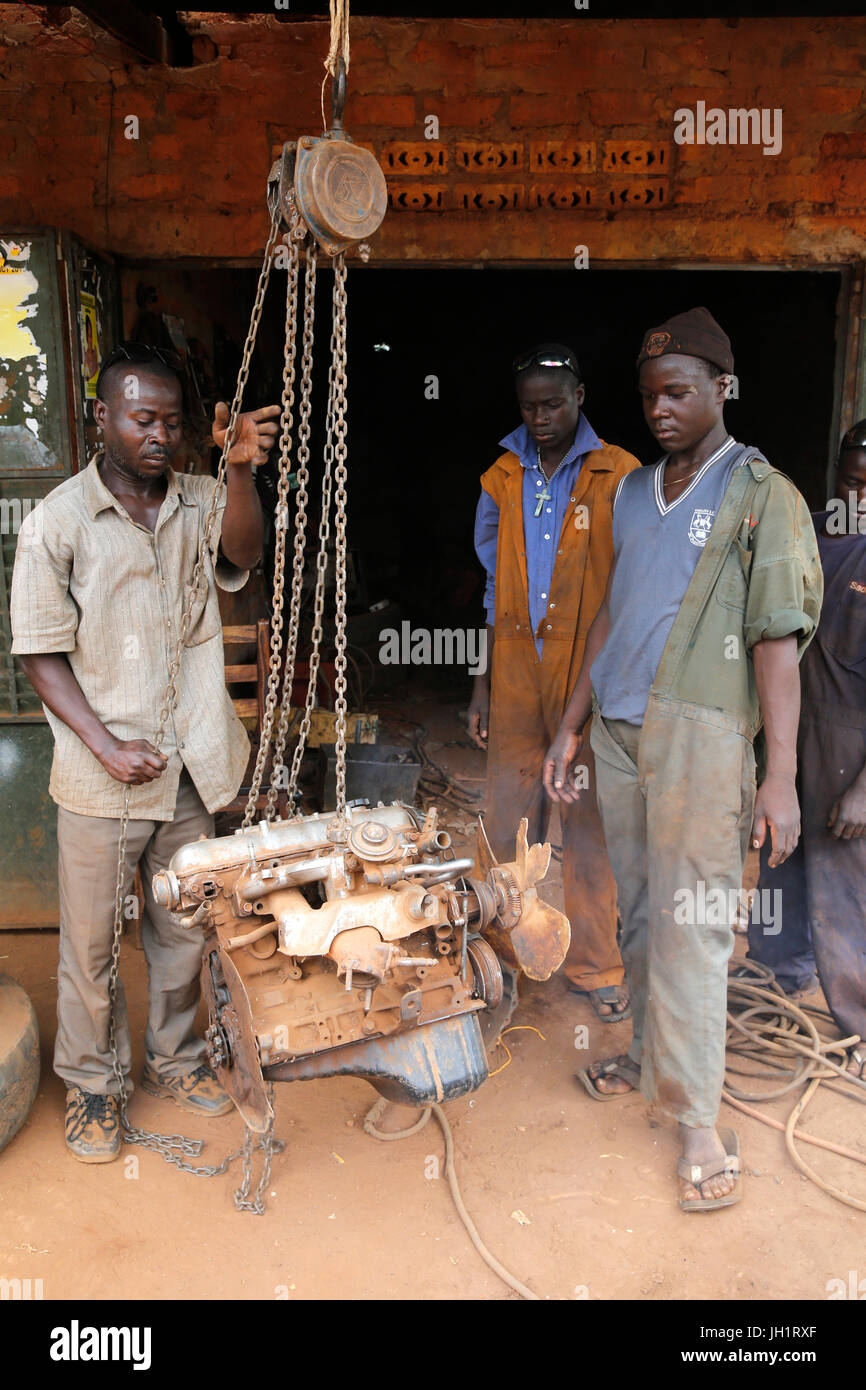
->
xmin=469 ymin=344 xmax=640 ymax=1019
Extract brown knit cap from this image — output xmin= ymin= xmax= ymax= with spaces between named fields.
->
xmin=636 ymin=306 xmax=734 ymax=375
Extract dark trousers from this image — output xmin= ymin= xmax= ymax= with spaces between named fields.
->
xmin=748 ymin=709 xmax=866 ymax=1044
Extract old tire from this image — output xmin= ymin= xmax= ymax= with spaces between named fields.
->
xmin=0 ymin=974 xmax=40 ymax=1154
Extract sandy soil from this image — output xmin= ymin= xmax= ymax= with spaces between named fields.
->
xmin=1 ymin=697 xmax=863 ymax=1302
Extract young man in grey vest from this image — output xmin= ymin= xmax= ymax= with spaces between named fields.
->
xmin=544 ymin=308 xmax=823 ymax=1210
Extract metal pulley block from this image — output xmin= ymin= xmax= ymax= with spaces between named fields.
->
xmin=268 ymin=62 xmax=387 ymax=257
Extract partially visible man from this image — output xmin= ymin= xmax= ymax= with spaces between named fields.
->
xmin=747 ymin=422 xmax=866 ymax=1080
xmin=11 ymin=341 xmax=279 ymax=1163
xmin=545 ymin=308 xmax=823 ymax=1209
xmin=470 ymin=344 xmax=639 ymax=1020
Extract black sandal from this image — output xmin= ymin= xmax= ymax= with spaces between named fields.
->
xmin=576 ymin=1054 xmax=640 ymax=1101
xmin=568 ymin=982 xmax=632 ymax=1022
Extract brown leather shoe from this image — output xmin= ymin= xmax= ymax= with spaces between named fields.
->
xmin=65 ymin=1087 xmax=121 ymax=1163
xmin=140 ymin=1062 xmax=234 ymax=1116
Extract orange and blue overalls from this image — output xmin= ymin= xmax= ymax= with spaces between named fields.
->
xmin=475 ymin=418 xmax=640 ymax=991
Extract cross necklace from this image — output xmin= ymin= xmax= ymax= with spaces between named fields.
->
xmin=534 ymin=447 xmax=556 ymax=517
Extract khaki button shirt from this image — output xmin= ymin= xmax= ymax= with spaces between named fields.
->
xmin=650 ymin=457 xmax=824 ymax=740
xmin=10 ymin=454 xmax=252 ymax=819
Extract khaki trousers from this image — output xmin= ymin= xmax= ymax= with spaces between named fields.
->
xmin=590 ymin=696 xmax=756 ymax=1128
xmin=54 ymin=768 xmax=213 ymax=1097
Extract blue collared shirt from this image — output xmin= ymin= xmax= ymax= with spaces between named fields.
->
xmin=474 ymin=415 xmax=603 ymax=655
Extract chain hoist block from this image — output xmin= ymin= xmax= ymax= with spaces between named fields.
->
xmin=154 ymin=808 xmax=570 ymax=1132
xmin=269 ymin=135 xmax=387 ymax=257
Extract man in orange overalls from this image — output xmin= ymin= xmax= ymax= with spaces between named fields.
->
xmin=469 ymin=344 xmax=640 ymax=1019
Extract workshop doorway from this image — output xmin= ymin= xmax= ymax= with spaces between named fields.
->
xmin=121 ymin=262 xmax=843 ymax=692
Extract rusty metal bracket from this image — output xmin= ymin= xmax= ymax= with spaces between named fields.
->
xmin=329 ymin=55 xmax=347 ymax=136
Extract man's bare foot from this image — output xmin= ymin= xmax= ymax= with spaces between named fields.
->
xmin=568 ymin=982 xmax=631 ymax=1021
xmin=584 ymin=1054 xmax=639 ymax=1096
xmin=591 ymin=986 xmax=631 ymax=1020
xmin=678 ymin=1123 xmax=738 ymax=1205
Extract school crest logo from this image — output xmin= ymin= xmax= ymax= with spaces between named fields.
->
xmin=688 ymin=507 xmax=715 ymax=547
xmin=645 ymin=331 xmax=671 ymax=356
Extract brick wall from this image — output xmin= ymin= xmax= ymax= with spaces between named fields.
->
xmin=1 ymin=8 xmax=865 ymax=265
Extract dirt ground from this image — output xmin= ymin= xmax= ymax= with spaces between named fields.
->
xmin=1 ymin=695 xmax=863 ymax=1302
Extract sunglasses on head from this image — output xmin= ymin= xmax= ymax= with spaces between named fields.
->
xmin=841 ymin=425 xmax=866 ymax=453
xmin=100 ymin=341 xmax=184 ymax=374
xmin=513 ymin=351 xmax=580 ymax=380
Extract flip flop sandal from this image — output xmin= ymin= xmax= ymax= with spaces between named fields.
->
xmin=576 ymin=1054 xmax=641 ymax=1101
xmin=568 ymin=983 xmax=633 ymax=1023
xmin=677 ymin=1127 xmax=742 ymax=1213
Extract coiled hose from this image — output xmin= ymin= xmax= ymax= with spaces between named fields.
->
xmin=724 ymin=958 xmax=866 ymax=1211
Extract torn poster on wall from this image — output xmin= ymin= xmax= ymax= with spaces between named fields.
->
xmin=79 ymin=290 xmax=100 ymax=399
xmin=0 ymin=238 xmax=57 ymax=470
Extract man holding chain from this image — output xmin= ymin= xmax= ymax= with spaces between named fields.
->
xmin=11 ymin=342 xmax=279 ymax=1163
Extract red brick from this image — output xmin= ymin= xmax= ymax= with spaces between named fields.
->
xmin=820 ymin=131 xmax=866 ymax=160
xmin=347 ymin=94 xmax=416 ymax=126
xmin=165 ymin=89 xmax=222 ymax=118
xmin=347 ymin=36 xmax=390 ymax=65
xmin=433 ymin=97 xmax=503 ymax=131
xmin=810 ymin=163 xmax=866 ymax=208
xmin=5 ymin=9 xmax=866 ymax=267
xmin=588 ymin=91 xmax=662 ymax=125
xmin=509 ymin=94 xmax=583 ymax=128
xmin=754 ymin=85 xmax=861 ymax=116
xmin=646 ymin=51 xmax=730 ymax=86
xmin=117 ymin=173 xmax=186 ymax=200
xmin=139 ymin=133 xmax=183 ymax=162
xmin=410 ymin=38 xmax=476 ymax=72
xmin=483 ymin=40 xmax=565 ymax=68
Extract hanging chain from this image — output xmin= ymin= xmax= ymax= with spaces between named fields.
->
xmin=242 ymin=227 xmax=303 ymax=825
xmin=284 ymin=277 xmax=339 ymax=814
xmin=233 ymin=1084 xmax=281 ymax=1213
xmin=266 ymin=241 xmax=319 ymax=818
xmin=331 ymin=254 xmax=350 ymax=817
xmin=106 ymin=205 xmax=286 ymax=1204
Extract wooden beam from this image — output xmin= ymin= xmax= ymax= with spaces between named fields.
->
xmin=72 ymin=1 xmax=173 ymax=66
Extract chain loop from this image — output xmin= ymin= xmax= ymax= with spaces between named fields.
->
xmin=266 ymin=241 xmax=319 ymax=817
xmin=106 ymin=205 xmax=285 ymax=1200
xmin=105 ymin=211 xmax=353 ymax=1213
xmin=331 ymin=254 xmax=350 ymax=817
xmin=285 ymin=276 xmax=340 ymax=814
xmin=242 ymin=228 xmax=302 ymax=825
